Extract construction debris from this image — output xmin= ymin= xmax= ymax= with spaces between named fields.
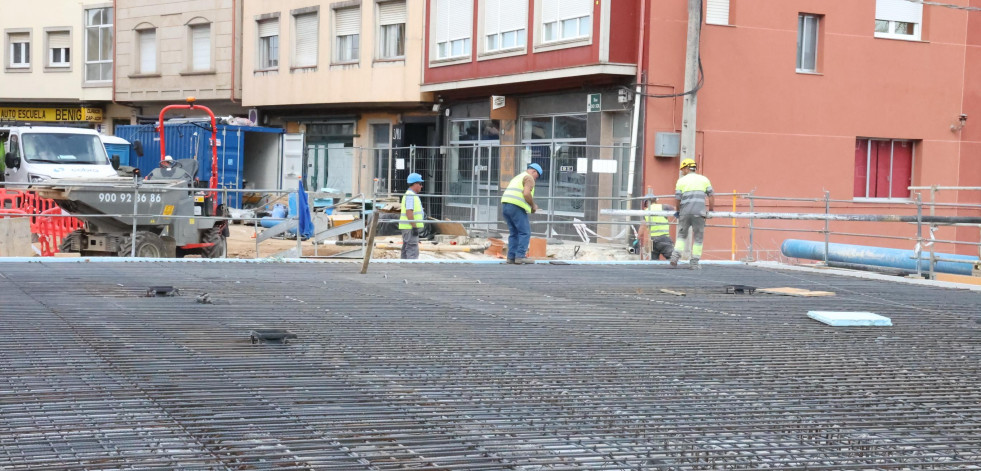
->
xmin=759 ymin=286 xmax=836 ymax=297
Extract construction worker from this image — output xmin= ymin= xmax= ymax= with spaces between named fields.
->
xmin=501 ymin=163 xmax=542 ymax=264
xmin=399 ymin=173 xmax=425 ymax=259
xmin=669 ymin=158 xmax=714 ymax=269
xmin=643 ymin=195 xmax=675 ymax=260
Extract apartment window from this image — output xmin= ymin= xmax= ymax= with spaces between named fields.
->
xmin=434 ymin=0 xmax=472 ymax=59
xmin=47 ymin=30 xmax=71 ymax=68
xmin=137 ymin=29 xmax=156 ymax=74
xmin=541 ymin=0 xmax=591 ymax=43
xmin=705 ymin=0 xmax=730 ymax=25
xmin=854 ymin=138 xmax=913 ymax=199
xmin=84 ymin=7 xmax=113 ymax=82
xmin=875 ymin=0 xmax=922 ymax=40
xmin=8 ymin=33 xmax=30 ymax=69
xmin=485 ymin=0 xmax=527 ymax=52
xmin=796 ymin=14 xmax=819 ymax=73
xmin=189 ymin=23 xmax=211 ymax=71
xmin=293 ymin=12 xmax=318 ymax=67
xmin=378 ymin=1 xmax=406 ymax=59
xmin=257 ymin=18 xmax=279 ymax=69
xmin=334 ymin=7 xmax=360 ymax=63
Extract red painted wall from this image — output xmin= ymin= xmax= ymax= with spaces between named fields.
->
xmin=424 ymin=0 xmax=637 ymax=85
xmin=643 ymin=0 xmax=980 ymax=260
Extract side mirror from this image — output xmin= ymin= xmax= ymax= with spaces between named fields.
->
xmin=4 ymin=146 xmax=19 ymax=169
xmin=110 ymin=155 xmax=121 ymax=170
xmin=132 ymin=140 xmax=144 ymax=157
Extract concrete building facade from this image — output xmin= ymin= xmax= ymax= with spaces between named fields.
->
xmin=421 ymin=0 xmax=642 ymax=236
xmin=642 ymin=0 xmax=981 ymax=259
xmin=242 ymin=0 xmax=435 ymax=198
xmin=114 ymin=0 xmax=247 ymax=122
xmin=0 ymin=0 xmax=129 ymax=132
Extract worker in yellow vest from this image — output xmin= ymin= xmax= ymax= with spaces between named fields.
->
xmin=669 ymin=158 xmax=714 ymax=269
xmin=643 ymin=195 xmax=675 ymax=260
xmin=399 ymin=172 xmax=425 ymax=259
xmin=500 ymin=163 xmax=542 ymax=264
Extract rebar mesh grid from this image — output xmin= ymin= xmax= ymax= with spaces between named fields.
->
xmin=1 ymin=262 xmax=979 ymax=470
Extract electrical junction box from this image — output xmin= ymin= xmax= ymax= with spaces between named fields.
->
xmin=654 ymin=132 xmax=681 ymax=157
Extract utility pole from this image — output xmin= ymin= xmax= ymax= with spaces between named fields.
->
xmin=680 ymin=0 xmax=701 ymax=160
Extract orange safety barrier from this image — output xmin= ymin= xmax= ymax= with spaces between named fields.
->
xmin=0 ymin=188 xmax=25 ymax=210
xmin=0 ymin=188 xmax=83 ymax=256
xmin=35 ymin=207 xmax=84 ymax=257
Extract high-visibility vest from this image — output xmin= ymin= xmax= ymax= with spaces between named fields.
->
xmin=501 ymin=173 xmax=534 ymax=213
xmin=675 ymin=172 xmax=712 ymax=212
xmin=644 ymin=204 xmax=670 ymax=237
xmin=399 ymin=189 xmax=424 ymax=229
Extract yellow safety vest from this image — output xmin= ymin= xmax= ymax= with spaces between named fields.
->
xmin=644 ymin=204 xmax=670 ymax=237
xmin=501 ymin=173 xmax=534 ymax=213
xmin=399 ymin=190 xmax=424 ymax=229
xmin=675 ymin=172 xmax=713 ymax=214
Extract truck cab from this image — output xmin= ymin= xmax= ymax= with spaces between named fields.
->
xmin=1 ymin=126 xmax=119 ymax=183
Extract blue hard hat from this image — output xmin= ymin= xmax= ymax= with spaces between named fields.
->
xmin=407 ymin=173 xmax=424 ymax=184
xmin=527 ymin=163 xmax=543 ymax=175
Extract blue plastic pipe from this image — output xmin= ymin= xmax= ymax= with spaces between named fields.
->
xmin=781 ymin=239 xmax=977 ymax=276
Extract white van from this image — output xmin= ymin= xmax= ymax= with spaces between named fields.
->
xmin=1 ymin=126 xmax=119 ymax=183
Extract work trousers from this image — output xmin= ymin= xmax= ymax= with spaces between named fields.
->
xmin=674 ymin=213 xmax=706 ymax=258
xmin=401 ymin=229 xmax=420 ymax=259
xmin=651 ymin=235 xmax=674 ymax=260
xmin=502 ymin=203 xmax=531 ymax=260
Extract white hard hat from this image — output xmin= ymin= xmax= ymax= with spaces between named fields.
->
xmin=164 ymin=155 xmax=174 ymax=161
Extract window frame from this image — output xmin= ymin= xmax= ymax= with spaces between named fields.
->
xmin=533 ymin=0 xmax=593 ymax=53
xmin=854 ymin=138 xmax=915 ymax=201
xmin=185 ymin=21 xmax=214 ymax=74
xmin=291 ymin=7 xmax=320 ymax=70
xmin=44 ymin=27 xmax=72 ymax=72
xmin=480 ymin=0 xmax=528 ymax=57
xmin=333 ymin=6 xmax=361 ymax=65
xmin=7 ymin=32 xmax=31 ymax=70
xmin=874 ymin=0 xmax=922 ymax=41
xmin=796 ymin=13 xmax=820 ymax=74
xmin=430 ymin=0 xmax=473 ymax=65
xmin=255 ymin=15 xmax=281 ymax=71
xmin=133 ymin=27 xmax=158 ymax=76
xmin=376 ymin=0 xmax=407 ymax=61
xmin=83 ymin=6 xmax=113 ymax=84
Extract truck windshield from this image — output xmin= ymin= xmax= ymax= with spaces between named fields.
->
xmin=21 ymin=133 xmax=109 ymax=165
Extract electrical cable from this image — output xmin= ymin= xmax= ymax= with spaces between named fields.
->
xmin=902 ymin=0 xmax=981 ymax=12
xmin=628 ymin=0 xmax=705 ymax=99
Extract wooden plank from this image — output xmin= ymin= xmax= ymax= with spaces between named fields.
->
xmin=660 ymin=289 xmax=686 ymax=296
xmin=431 ymin=221 xmax=468 ymax=236
xmin=935 ymin=273 xmax=981 ymax=286
xmin=758 ymin=287 xmax=835 ymax=297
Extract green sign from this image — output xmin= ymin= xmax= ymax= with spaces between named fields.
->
xmin=587 ymin=93 xmax=601 ymax=112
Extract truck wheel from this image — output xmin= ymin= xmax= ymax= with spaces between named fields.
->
xmin=119 ymin=232 xmax=167 ymax=258
xmin=201 ymin=227 xmax=226 ymax=259
xmin=59 ymin=230 xmax=83 ymax=253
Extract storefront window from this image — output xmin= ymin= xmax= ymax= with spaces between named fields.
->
xmin=447 ymin=119 xmax=500 ymax=214
xmin=520 ymin=113 xmax=588 ymax=216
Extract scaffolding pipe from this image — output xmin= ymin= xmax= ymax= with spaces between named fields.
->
xmin=781 ymin=239 xmax=978 ymax=276
xmin=601 ymin=209 xmax=981 ymax=224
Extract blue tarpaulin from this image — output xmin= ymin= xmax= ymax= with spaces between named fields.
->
xmin=297 ymin=177 xmax=314 ymax=239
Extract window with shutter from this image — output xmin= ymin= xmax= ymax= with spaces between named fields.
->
xmin=434 ymin=0 xmax=472 ymax=59
xmin=378 ymin=1 xmax=406 ymax=59
xmin=138 ymin=29 xmax=156 ymax=74
xmin=541 ymin=0 xmax=590 ymax=43
xmin=875 ymin=0 xmax=922 ymax=40
xmin=257 ymin=18 xmax=280 ymax=69
xmin=190 ymin=24 xmax=210 ymax=71
xmin=294 ymin=13 xmax=318 ymax=67
xmin=335 ymin=7 xmax=360 ymax=63
xmin=485 ymin=0 xmax=527 ymax=52
xmin=8 ymin=32 xmax=30 ymax=68
xmin=48 ymin=31 xmax=70 ymax=67
xmin=705 ymin=0 xmax=730 ymax=26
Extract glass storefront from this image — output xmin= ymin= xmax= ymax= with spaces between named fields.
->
xmin=520 ymin=113 xmax=588 ymax=217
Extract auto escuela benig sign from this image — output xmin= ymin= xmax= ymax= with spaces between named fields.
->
xmin=0 ymin=107 xmax=103 ymax=122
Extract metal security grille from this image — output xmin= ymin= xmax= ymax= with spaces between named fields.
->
xmin=1 ymin=262 xmax=979 ymax=470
